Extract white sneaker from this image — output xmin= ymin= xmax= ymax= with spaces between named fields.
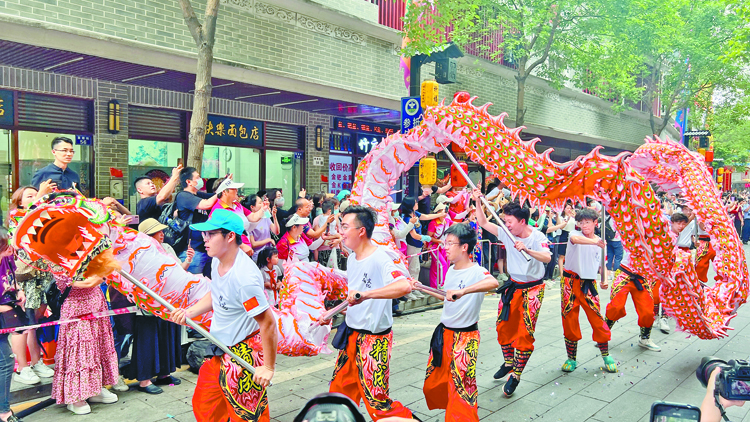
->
xmin=638 ymin=338 xmax=662 ymax=352
xmin=412 ymin=290 xmax=425 ymax=299
xmin=88 ymin=387 xmax=118 ymax=404
xmin=31 ymin=361 xmax=54 ymax=378
xmin=67 ymin=402 xmax=91 ymax=415
xmin=658 ymin=317 xmax=671 ymax=334
xmin=15 ymin=366 xmax=41 ymax=385
xmin=112 ymin=375 xmax=129 ymax=392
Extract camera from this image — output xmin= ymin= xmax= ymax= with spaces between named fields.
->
xmin=696 ymin=356 xmax=750 ymax=401
xmin=293 ymin=393 xmax=366 ymax=422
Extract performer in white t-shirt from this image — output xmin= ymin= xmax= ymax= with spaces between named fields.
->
xmin=420 ymin=223 xmax=498 ymax=421
xmin=472 ymin=189 xmax=551 ymax=397
xmin=325 ymin=206 xmax=416 ymax=421
xmin=560 ymin=208 xmax=617 ymax=374
xmin=170 ymin=209 xmax=278 ymax=422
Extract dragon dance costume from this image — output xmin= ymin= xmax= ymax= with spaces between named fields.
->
xmin=329 ymin=246 xmax=414 ymax=421
xmin=424 ymin=264 xmax=491 ymax=421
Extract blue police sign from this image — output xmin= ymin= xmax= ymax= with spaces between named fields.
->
xmin=75 ymin=135 xmax=92 ymax=146
xmin=401 ymin=96 xmax=423 ymax=134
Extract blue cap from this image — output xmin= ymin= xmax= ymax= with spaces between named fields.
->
xmin=190 ymin=209 xmax=244 ymax=235
xmin=336 ymin=189 xmax=351 ymax=201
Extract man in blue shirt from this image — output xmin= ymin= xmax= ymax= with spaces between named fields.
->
xmin=31 ymin=137 xmax=80 ymax=190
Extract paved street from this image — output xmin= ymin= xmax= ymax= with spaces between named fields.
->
xmin=19 ymin=246 xmax=750 ymax=422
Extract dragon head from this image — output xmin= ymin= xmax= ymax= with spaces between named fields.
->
xmin=11 ymin=190 xmax=120 ymax=280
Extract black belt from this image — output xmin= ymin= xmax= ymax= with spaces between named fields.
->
xmin=497 ymin=278 xmax=544 ymax=321
xmin=698 ymin=235 xmax=710 ymax=241
xmin=332 ymin=320 xmax=392 ymax=351
xmin=617 ymin=265 xmax=645 ymax=291
xmin=207 ymin=329 xmax=260 ymax=357
xmin=563 ymin=270 xmax=598 ymax=298
xmin=429 ymin=322 xmax=479 ymax=367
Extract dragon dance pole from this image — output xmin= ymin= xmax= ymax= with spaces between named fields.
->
xmin=601 ymin=205 xmax=607 ymax=284
xmin=440 ymin=145 xmax=531 ymax=261
xmin=117 ymin=270 xmax=264 ymax=381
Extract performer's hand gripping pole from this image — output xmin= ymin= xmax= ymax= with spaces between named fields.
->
xmin=440 ymin=145 xmax=531 ymax=261
xmin=317 ymin=293 xmax=363 ymax=324
xmin=118 ymin=270 xmax=267 ymax=383
xmin=413 ymin=284 xmax=457 ymax=300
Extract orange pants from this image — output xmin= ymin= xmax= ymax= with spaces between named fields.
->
xmin=605 ymin=269 xmax=655 ymax=327
xmin=330 ymin=329 xmax=413 ymax=421
xmin=424 ymin=326 xmax=480 ymax=422
xmin=696 ymin=237 xmax=715 ymax=283
xmin=561 ymin=272 xmax=611 ymax=343
xmin=496 ymin=284 xmax=545 ymax=351
xmin=193 ymin=333 xmax=269 ymax=422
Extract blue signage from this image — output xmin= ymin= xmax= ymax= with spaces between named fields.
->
xmin=401 ymin=96 xmax=422 ymax=134
xmin=206 ymin=115 xmax=263 ymax=147
xmin=294 ymin=151 xmax=304 ymax=160
xmin=75 ymin=135 xmax=92 ymax=145
xmin=357 ymin=134 xmax=381 ymax=155
xmin=0 ymin=90 xmax=13 ymax=127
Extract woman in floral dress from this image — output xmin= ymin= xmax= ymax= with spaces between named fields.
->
xmin=51 ymin=274 xmax=120 ymax=415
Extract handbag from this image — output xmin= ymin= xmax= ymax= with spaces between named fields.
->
xmin=45 ymin=282 xmax=72 ymax=321
xmin=0 ymin=303 xmax=29 ymax=330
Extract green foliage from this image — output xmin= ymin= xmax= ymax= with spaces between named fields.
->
xmin=402 ymin=0 xmax=750 ymax=133
xmin=712 ymin=82 xmax=750 ymax=169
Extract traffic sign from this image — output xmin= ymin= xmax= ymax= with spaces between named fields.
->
xmin=401 ymin=96 xmax=423 ymax=134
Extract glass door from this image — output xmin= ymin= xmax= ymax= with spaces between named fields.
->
xmin=0 ymin=129 xmax=12 ymax=221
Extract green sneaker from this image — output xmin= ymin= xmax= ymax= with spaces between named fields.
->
xmin=561 ymin=359 xmax=577 ymax=372
xmin=603 ymin=356 xmax=618 ymax=373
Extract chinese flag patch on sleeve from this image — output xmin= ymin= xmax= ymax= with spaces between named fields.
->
xmin=391 ymin=271 xmax=404 ymax=279
xmin=243 ymin=296 xmax=260 ymax=312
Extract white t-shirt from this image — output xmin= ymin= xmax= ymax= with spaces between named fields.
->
xmin=441 ymin=264 xmax=492 ymax=329
xmin=677 ymin=220 xmax=697 ymax=247
xmin=564 ymin=230 xmax=602 ymax=280
xmin=345 ymin=246 xmax=406 ymax=333
xmin=209 ymin=250 xmax=270 ymax=347
xmin=496 ymin=226 xmax=548 ymax=282
xmin=697 ymin=220 xmax=708 ymax=236
xmin=620 ymin=248 xmax=631 ymax=269
xmin=261 ymin=264 xmax=282 ymax=308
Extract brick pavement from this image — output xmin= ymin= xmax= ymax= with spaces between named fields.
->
xmin=20 ymin=245 xmax=750 ymax=421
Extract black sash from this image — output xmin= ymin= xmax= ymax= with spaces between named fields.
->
xmin=564 ymin=270 xmax=598 ymax=298
xmin=428 ymin=322 xmax=479 ymax=367
xmin=332 ymin=320 xmax=392 ymax=351
xmin=497 ymin=278 xmax=544 ymax=321
xmin=618 ymin=265 xmax=645 ymax=291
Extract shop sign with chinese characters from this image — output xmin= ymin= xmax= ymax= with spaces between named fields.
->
xmin=0 ymin=90 xmax=13 ymax=127
xmin=205 ymin=114 xmax=263 ymax=147
xmin=329 ymin=154 xmax=354 ymax=194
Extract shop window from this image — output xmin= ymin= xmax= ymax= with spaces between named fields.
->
xmin=128 ymin=139 xmax=184 ymax=211
xmin=265 ymin=150 xmax=302 ymax=206
xmin=203 ymin=145 xmax=260 ymax=196
xmin=328 ymin=154 xmax=353 ymax=196
xmin=18 ymin=131 xmax=92 ymax=197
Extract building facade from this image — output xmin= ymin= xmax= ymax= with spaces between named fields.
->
xmin=0 ymin=0 xmax=678 ymax=215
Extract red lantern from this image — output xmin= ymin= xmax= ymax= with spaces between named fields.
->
xmin=451 ymin=162 xmax=469 ymax=187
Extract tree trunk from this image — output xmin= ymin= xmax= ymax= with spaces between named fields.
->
xmin=515 ymin=73 xmax=527 ymax=127
xmin=187 ymin=43 xmax=214 ymax=172
xmin=180 ymin=0 xmax=220 ymax=173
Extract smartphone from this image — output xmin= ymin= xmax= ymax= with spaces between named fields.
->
xmin=130 ymin=215 xmax=140 ymax=225
xmin=650 ymin=401 xmax=700 ymax=422
xmin=177 ymin=158 xmax=183 ymax=166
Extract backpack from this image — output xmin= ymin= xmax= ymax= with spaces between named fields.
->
xmin=158 ymin=192 xmax=193 ymax=248
xmin=602 ymin=216 xmax=617 ymax=242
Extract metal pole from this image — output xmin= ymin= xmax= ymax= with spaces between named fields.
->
xmin=600 ymin=205 xmax=607 ymax=284
xmin=117 ymin=270 xmax=262 ymax=380
xmin=440 ymin=145 xmax=531 ymax=261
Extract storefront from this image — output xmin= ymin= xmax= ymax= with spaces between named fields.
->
xmin=0 ymin=89 xmax=94 ymax=218
xmin=128 ymin=106 xmax=304 ymax=209
xmin=328 ymin=118 xmax=398 ymax=196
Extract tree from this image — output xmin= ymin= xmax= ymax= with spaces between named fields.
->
xmin=575 ymin=0 xmax=747 ymax=136
xmin=711 ymin=82 xmax=750 ymax=169
xmin=401 ymin=0 xmax=608 ymax=127
xmin=179 ymin=0 xmax=220 ymax=172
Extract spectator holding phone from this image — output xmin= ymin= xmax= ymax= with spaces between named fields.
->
xmin=31 ymin=136 xmax=80 ymax=191
xmin=134 ymin=164 xmax=184 ymax=222
xmin=701 ymin=367 xmax=746 ymax=422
